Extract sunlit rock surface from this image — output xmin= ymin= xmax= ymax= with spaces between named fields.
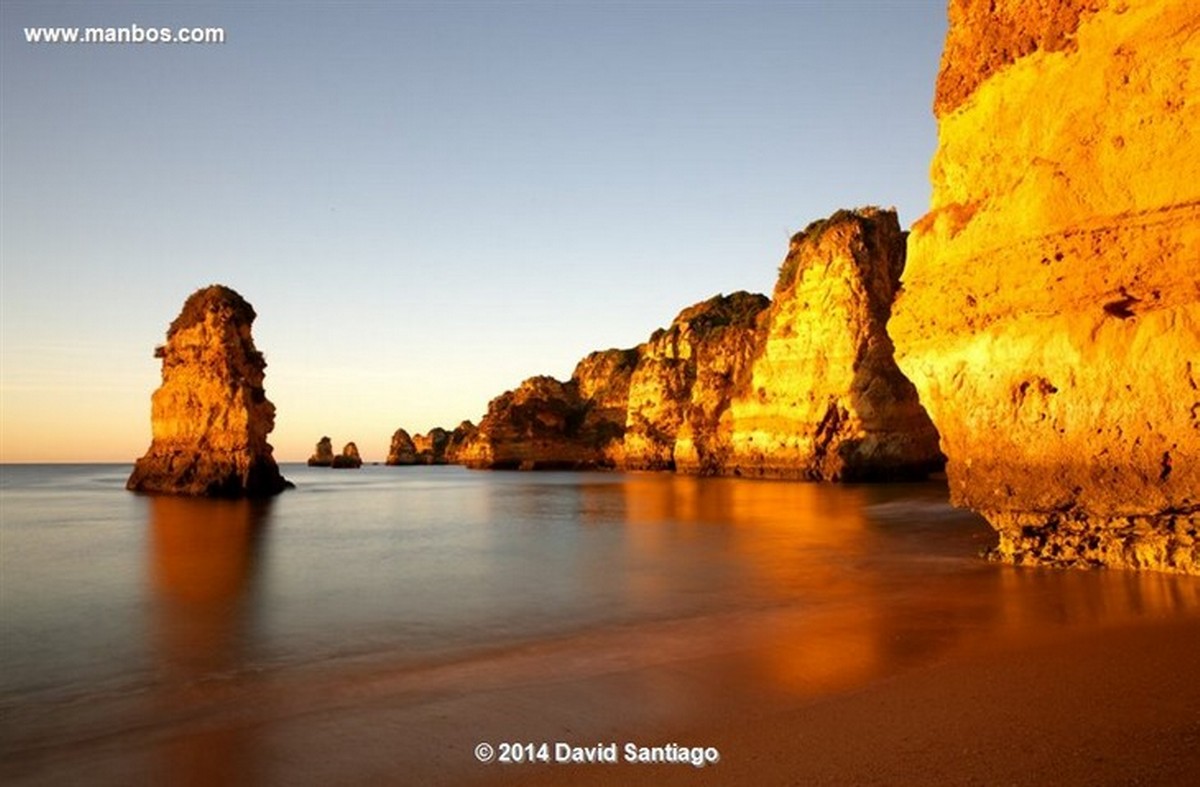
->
xmin=891 ymin=0 xmax=1200 ymax=573
xmin=388 ymin=421 xmax=477 ymax=465
xmin=445 ymin=420 xmax=477 ymax=464
xmin=412 ymin=428 xmax=450 ymax=464
xmin=573 ymin=347 xmax=641 ymax=467
xmin=386 ymin=429 xmax=418 ymax=465
xmin=457 ymin=209 xmax=940 ymax=480
xmin=624 ymin=292 xmax=768 ymax=471
xmin=709 ymin=208 xmax=943 ymax=481
xmin=127 ymin=285 xmax=290 ymax=497
xmin=458 ymin=346 xmax=639 ymax=470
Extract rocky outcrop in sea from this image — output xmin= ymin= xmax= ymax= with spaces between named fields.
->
xmin=127 ymin=285 xmax=290 ymax=497
xmin=386 ymin=429 xmax=419 ymax=465
xmin=307 ymin=437 xmax=335 ymax=467
xmin=890 ymin=1 xmax=1199 ymax=573
xmin=387 ymin=422 xmax=477 ymax=465
xmin=331 ymin=442 xmax=363 ymax=469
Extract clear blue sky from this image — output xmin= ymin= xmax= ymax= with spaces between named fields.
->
xmin=0 ymin=1 xmax=947 ymax=462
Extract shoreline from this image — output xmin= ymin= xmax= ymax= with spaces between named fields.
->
xmin=4 ymin=586 xmax=1199 ymax=786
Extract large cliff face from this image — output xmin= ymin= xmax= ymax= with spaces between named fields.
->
xmin=455 ymin=211 xmax=941 ymax=479
xmin=710 ymin=209 xmax=943 ymax=481
xmin=573 ymin=348 xmax=641 ymax=467
xmin=127 ymin=286 xmax=290 ymax=497
xmin=891 ymin=1 xmax=1200 ymax=572
xmin=625 ymin=292 xmax=768 ymax=471
xmin=457 ymin=375 xmax=619 ymax=470
xmin=388 ymin=421 xmax=477 ymax=465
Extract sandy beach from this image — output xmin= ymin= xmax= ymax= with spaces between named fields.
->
xmin=490 ymin=615 xmax=1200 ymax=787
xmin=5 ymin=591 xmax=1198 ymax=787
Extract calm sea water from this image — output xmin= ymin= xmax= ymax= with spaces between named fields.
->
xmin=3 ymin=464 xmax=1199 ymax=784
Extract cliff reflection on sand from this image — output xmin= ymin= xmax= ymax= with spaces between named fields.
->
xmin=611 ymin=477 xmax=886 ymax=697
xmin=606 ymin=476 xmax=1200 ymax=700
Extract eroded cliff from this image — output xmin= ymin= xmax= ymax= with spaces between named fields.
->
xmin=457 ymin=375 xmax=621 ymax=470
xmin=624 ymin=292 xmax=768 ymax=471
xmin=709 ymin=209 xmax=944 ymax=481
xmin=455 ymin=210 xmax=940 ymax=479
xmin=386 ymin=429 xmax=418 ymax=465
xmin=127 ymin=285 xmax=290 ymax=497
xmin=388 ymin=421 xmax=477 ymax=465
xmin=891 ymin=0 xmax=1200 ymax=572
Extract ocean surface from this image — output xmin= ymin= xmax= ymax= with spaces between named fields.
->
xmin=3 ymin=464 xmax=1199 ymax=785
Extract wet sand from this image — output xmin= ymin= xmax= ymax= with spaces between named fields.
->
xmin=492 ymin=615 xmax=1200 ymax=787
xmin=4 ymin=607 xmax=1199 ymax=786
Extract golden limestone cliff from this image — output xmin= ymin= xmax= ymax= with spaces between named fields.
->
xmin=890 ymin=0 xmax=1200 ymax=572
xmin=457 ymin=348 xmax=639 ymax=470
xmin=457 ymin=209 xmax=941 ymax=479
xmin=127 ymin=285 xmax=290 ymax=497
xmin=444 ymin=421 xmax=478 ymax=463
xmin=456 ymin=298 xmax=769 ymax=473
xmin=385 ymin=429 xmax=418 ymax=465
xmin=625 ymin=292 xmax=769 ymax=471
xmin=708 ymin=209 xmax=944 ymax=481
xmin=387 ymin=421 xmax=477 ymax=465
xmin=573 ymin=348 xmax=642 ymax=467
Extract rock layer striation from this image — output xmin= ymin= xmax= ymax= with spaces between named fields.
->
xmin=456 ymin=208 xmax=941 ymax=480
xmin=891 ymin=0 xmax=1200 ymax=572
xmin=127 ymin=285 xmax=290 ymax=497
xmin=457 ymin=361 xmax=633 ymax=470
xmin=707 ymin=209 xmax=944 ymax=480
xmin=624 ymin=293 xmax=768 ymax=471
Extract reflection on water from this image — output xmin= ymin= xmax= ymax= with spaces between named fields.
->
xmin=2 ymin=466 xmax=1199 ymax=786
xmin=597 ymin=474 xmax=1200 ymax=699
xmin=147 ymin=496 xmax=271 ymax=787
xmin=149 ymin=496 xmax=270 ymax=674
xmin=605 ymin=476 xmax=900 ymax=697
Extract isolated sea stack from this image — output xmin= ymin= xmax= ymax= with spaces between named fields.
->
xmin=127 ymin=285 xmax=290 ymax=497
xmin=307 ymin=437 xmax=335 ymax=467
xmin=386 ymin=429 xmax=419 ymax=465
xmin=708 ymin=208 xmax=943 ymax=481
xmin=332 ymin=442 xmax=363 ymax=469
xmin=890 ymin=1 xmax=1199 ymax=572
